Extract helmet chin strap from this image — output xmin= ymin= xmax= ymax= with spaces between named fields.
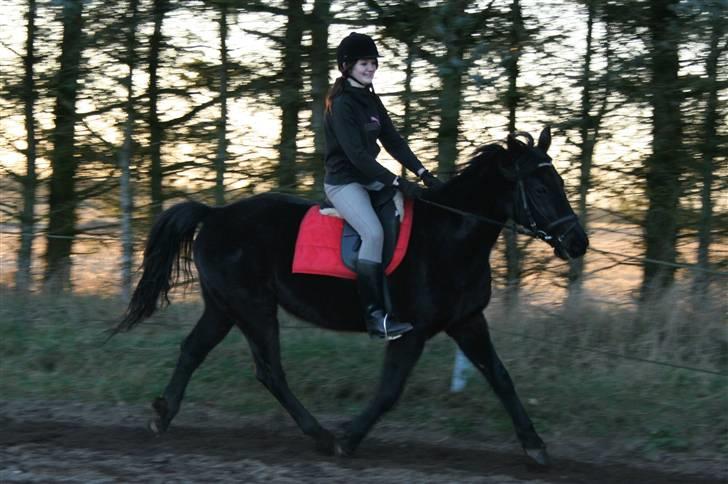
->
xmin=346 ymin=75 xmax=370 ymax=88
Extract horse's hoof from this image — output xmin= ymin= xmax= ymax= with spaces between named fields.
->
xmin=149 ymin=397 xmax=170 ymax=435
xmin=334 ymin=441 xmax=352 ymax=457
xmin=313 ymin=430 xmax=337 ymax=456
xmin=148 ymin=418 xmax=163 ymax=436
xmin=335 ymin=421 xmax=357 ymax=456
xmin=523 ymin=446 xmax=551 ymax=467
xmin=335 ymin=436 xmax=359 ymax=457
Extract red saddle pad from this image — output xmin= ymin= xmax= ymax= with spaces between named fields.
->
xmin=291 ymin=199 xmax=414 ymax=279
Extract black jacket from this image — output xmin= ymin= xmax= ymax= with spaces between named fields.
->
xmin=324 ymin=82 xmax=425 ymax=186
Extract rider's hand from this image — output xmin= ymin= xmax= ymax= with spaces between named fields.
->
xmin=419 ymin=170 xmax=444 ymax=189
xmin=394 ymin=177 xmax=424 ymax=199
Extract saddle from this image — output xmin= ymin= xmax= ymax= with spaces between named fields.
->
xmin=319 ymin=187 xmax=403 ymax=272
xmin=291 ymin=190 xmax=413 ymax=280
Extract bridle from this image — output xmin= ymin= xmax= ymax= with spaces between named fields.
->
xmin=418 ymin=145 xmax=579 ymax=254
xmin=513 ymin=160 xmax=579 ymax=249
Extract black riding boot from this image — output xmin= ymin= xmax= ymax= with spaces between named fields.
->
xmin=356 ymin=260 xmax=413 ymax=340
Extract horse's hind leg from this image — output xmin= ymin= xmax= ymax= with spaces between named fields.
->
xmin=446 ymin=312 xmax=549 ymax=466
xmin=235 ymin=304 xmax=337 ymax=455
xmin=149 ymin=301 xmax=233 ymax=435
xmin=340 ymin=333 xmax=425 ymax=455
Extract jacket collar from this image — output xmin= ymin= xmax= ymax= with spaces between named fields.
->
xmin=342 ymin=80 xmax=376 ymax=107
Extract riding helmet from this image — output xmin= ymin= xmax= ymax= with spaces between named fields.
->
xmin=336 ymin=32 xmax=380 ymax=72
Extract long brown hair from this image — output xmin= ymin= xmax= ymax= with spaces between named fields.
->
xmin=325 ymin=75 xmax=347 ymax=113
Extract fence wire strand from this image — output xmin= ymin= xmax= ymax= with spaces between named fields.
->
xmin=487 ymin=327 xmax=727 ymax=378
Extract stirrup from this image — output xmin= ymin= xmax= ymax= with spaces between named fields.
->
xmin=368 ymin=314 xmax=412 ymax=340
xmin=370 ymin=331 xmax=404 ymax=341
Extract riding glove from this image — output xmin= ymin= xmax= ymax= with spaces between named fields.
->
xmin=419 ymin=170 xmax=444 ymax=189
xmin=394 ymin=177 xmax=424 ymax=198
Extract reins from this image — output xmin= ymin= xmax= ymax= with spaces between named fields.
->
xmin=417 ymin=196 xmax=538 ymax=238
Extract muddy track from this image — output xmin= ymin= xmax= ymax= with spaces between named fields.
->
xmin=0 ymin=401 xmax=723 ymax=483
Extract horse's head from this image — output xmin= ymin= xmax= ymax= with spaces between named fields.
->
xmin=500 ymin=128 xmax=589 ymax=260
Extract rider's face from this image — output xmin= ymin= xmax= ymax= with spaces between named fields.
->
xmin=350 ymin=58 xmax=378 ymax=85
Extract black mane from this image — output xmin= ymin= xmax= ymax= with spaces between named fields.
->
xmin=452 ymin=143 xmax=507 ymax=178
xmin=427 ymin=143 xmax=509 ymax=206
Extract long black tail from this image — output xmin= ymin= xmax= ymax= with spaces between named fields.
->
xmin=114 ymin=201 xmax=212 ymax=333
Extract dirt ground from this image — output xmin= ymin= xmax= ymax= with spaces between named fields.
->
xmin=0 ymin=400 xmax=724 ymax=483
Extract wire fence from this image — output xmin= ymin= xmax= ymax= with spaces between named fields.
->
xmin=2 ymin=228 xmax=726 ymax=275
xmin=487 ymin=327 xmax=727 ymax=378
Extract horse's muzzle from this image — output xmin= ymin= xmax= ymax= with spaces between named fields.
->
xmin=555 ymin=224 xmax=589 ymax=260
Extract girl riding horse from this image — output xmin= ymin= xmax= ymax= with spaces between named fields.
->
xmin=324 ymin=32 xmax=443 ymax=340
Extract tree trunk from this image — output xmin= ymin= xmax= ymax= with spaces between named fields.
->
xmin=435 ymin=0 xmax=467 ymax=177
xmin=435 ymin=59 xmax=464 ymax=177
xmin=44 ymin=0 xmax=84 ymax=292
xmin=693 ymin=7 xmax=722 ymax=293
xmin=16 ymin=0 xmax=37 ymax=293
xmin=504 ymin=0 xmax=524 ymax=308
xmin=400 ymin=41 xmax=415 ymax=178
xmin=568 ymin=0 xmax=596 ymax=294
xmin=148 ymin=0 xmax=168 ymax=220
xmin=214 ymin=3 xmax=229 ymax=206
xmin=277 ymin=0 xmax=304 ymax=190
xmin=641 ymin=0 xmax=684 ymax=299
xmin=119 ymin=0 xmax=139 ymax=301
xmin=309 ymin=0 xmax=330 ymax=194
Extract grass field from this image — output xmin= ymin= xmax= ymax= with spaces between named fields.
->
xmin=1 ymin=286 xmax=726 ymax=459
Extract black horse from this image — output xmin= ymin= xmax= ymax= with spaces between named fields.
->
xmin=117 ymin=128 xmax=588 ymax=466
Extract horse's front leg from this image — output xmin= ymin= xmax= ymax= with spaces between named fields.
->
xmin=446 ymin=312 xmax=550 ymax=466
xmin=339 ymin=333 xmax=425 ymax=455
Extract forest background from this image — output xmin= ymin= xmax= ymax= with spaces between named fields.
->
xmin=0 ymin=0 xmax=726 ymax=464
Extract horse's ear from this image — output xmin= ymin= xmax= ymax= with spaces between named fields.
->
xmin=537 ymin=127 xmax=552 ymax=153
